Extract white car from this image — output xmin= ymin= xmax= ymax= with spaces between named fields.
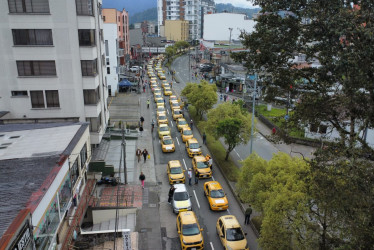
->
xmin=172 ymin=184 xmax=192 ymax=214
xmin=129 ymin=66 xmax=142 ymax=72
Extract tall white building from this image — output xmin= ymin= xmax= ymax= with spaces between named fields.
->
xmin=157 ymin=0 xmax=215 ymax=40
xmin=0 ymin=0 xmax=109 ymax=145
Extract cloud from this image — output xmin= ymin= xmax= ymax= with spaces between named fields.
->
xmin=214 ymin=0 xmax=259 ymax=9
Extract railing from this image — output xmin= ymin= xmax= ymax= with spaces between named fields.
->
xmin=61 ymin=179 xmax=95 ymax=250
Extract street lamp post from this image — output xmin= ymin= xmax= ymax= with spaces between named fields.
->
xmin=249 ymin=73 xmax=257 ymax=155
xmin=228 ymin=28 xmax=233 ymax=45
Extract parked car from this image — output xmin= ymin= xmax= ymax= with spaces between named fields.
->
xmin=130 ymin=66 xmax=142 ymax=72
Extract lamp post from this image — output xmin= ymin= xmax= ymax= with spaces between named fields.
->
xmin=249 ymin=73 xmax=257 ymax=155
xmin=228 ymin=28 xmax=233 ymax=45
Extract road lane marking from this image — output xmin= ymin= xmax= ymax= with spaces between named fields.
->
xmin=158 ymin=139 xmax=160 ymax=144
xmin=167 ymin=109 xmax=169 ymax=115
xmin=176 ymin=137 xmax=180 ymax=146
xmin=210 ymin=242 xmax=215 ymax=250
xmin=212 ymin=176 xmax=215 ymax=181
xmin=227 ymin=209 xmax=231 ymax=215
xmin=234 ymin=149 xmax=243 ymax=161
xmin=170 ymin=120 xmax=173 ymax=127
xmin=193 ymin=190 xmax=200 ymax=209
xmin=182 ymin=158 xmax=187 ymax=170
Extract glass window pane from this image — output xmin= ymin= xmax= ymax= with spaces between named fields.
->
xmin=30 ymin=90 xmax=45 ymax=108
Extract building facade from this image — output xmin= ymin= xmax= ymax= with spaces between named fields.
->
xmin=165 ymin=20 xmax=189 ymax=41
xmin=0 ymin=0 xmax=109 ymax=145
xmin=157 ymin=0 xmax=215 ymax=40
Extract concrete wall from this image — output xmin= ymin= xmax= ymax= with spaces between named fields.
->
xmin=104 ymin=23 xmax=119 ymax=96
xmin=93 ymin=208 xmax=137 ymax=224
xmin=203 ymin=13 xmax=256 ymax=41
xmin=165 ymin=20 xmax=189 ymax=41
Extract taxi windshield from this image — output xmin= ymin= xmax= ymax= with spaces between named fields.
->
xmin=172 ymin=103 xmax=179 ymax=106
xmin=158 ymin=107 xmax=165 ymax=111
xmin=210 ymin=189 xmax=225 ymax=198
xmin=197 ymin=161 xmax=208 ymax=169
xmin=183 ymin=130 xmax=192 ymax=135
xmin=160 ymin=127 xmax=169 ymax=131
xmin=182 ymin=223 xmax=200 ymax=236
xmin=174 ymin=192 xmax=189 ymax=201
xmin=170 ymin=167 xmax=182 ymax=174
xmin=157 ymin=99 xmax=163 ymax=103
xmin=179 ymin=120 xmax=187 ymax=125
xmin=159 ymin=116 xmax=166 ymax=120
xmin=164 ymin=139 xmax=173 ymax=145
xmin=190 ymin=143 xmax=200 ymax=149
xmin=226 ymin=228 xmax=245 ymax=241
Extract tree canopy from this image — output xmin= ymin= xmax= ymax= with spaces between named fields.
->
xmin=181 ymin=81 xmax=217 ymax=119
xmin=205 ymin=102 xmax=252 ymax=160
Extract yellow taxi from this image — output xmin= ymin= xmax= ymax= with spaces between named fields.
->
xmin=167 ymin=160 xmax=185 ymax=184
xmin=186 ymin=138 xmax=202 ymax=158
xmin=151 ymin=77 xmax=157 ymax=82
xmin=172 ymin=109 xmax=183 ymax=120
xmin=157 ymin=113 xmax=168 ymax=125
xmin=159 ymin=74 xmax=166 ymax=80
xmin=169 ymin=95 xmax=178 ymax=104
xmin=162 ymin=83 xmax=170 ymax=89
xmin=170 ymin=101 xmax=182 ymax=111
xmin=153 ymin=87 xmax=161 ymax=93
xmin=204 ymin=181 xmax=228 ymax=211
xmin=162 ymin=80 xmax=169 ymax=87
xmin=158 ymin=124 xmax=171 ymax=138
xmin=155 ymin=98 xmax=165 ymax=108
xmin=192 ymin=155 xmax=211 ymax=178
xmin=181 ymin=127 xmax=193 ymax=142
xmin=164 ymin=87 xmax=172 ymax=96
xmin=176 ymin=118 xmax=189 ymax=132
xmin=154 ymin=96 xmax=163 ymax=104
xmin=156 ymin=106 xmax=166 ymax=115
xmin=216 ymin=216 xmax=248 ymax=250
xmin=161 ymin=136 xmax=175 ymax=153
xmin=177 ymin=211 xmax=204 ymax=250
xmin=151 ymin=82 xmax=158 ymax=90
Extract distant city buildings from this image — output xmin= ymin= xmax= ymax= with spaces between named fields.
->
xmin=157 ymin=0 xmax=215 ymax=40
xmin=0 ymin=0 xmax=109 ymax=146
xmin=165 ymin=20 xmax=189 ymax=41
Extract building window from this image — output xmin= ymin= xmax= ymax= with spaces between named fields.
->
xmin=86 ymin=112 xmax=101 ymax=132
xmin=12 ymin=29 xmax=53 ymax=46
xmin=80 ymin=143 xmax=88 ymax=170
xmin=81 ymin=59 xmax=97 ymax=76
xmin=45 ymin=90 xmax=60 ymax=108
xmin=107 ymin=67 xmax=110 ymax=74
xmin=106 ymin=58 xmax=110 ymax=65
xmin=103 ymin=15 xmax=106 ymax=21
xmin=17 ymin=61 xmax=56 ymax=76
xmin=83 ymin=87 xmax=100 ymax=105
xmin=105 ymin=40 xmax=109 ymax=56
xmin=30 ymin=90 xmax=44 ymax=108
xmin=78 ymin=29 xmax=95 ymax=46
xmin=11 ymin=91 xmax=28 ymax=96
xmin=76 ymin=0 xmax=93 ymax=16
xmin=70 ymin=159 xmax=79 ymax=187
xmin=8 ymin=0 xmax=50 ymax=13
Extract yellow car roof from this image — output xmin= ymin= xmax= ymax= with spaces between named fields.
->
xmin=188 ymin=138 xmax=199 ymax=144
xmin=193 ymin=155 xmax=206 ymax=162
xmin=182 ymin=127 xmax=191 ymax=131
xmin=205 ymin=181 xmax=223 ymax=190
xmin=178 ymin=118 xmax=186 ymax=122
xmin=179 ymin=211 xmax=198 ymax=224
xmin=163 ymin=135 xmax=172 ymax=140
xmin=169 ymin=160 xmax=181 ymax=168
xmin=159 ymin=123 xmax=169 ymax=128
xmin=219 ymin=215 xmax=241 ymax=228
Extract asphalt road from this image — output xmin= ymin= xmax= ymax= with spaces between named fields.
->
xmin=148 ymin=56 xmax=259 ymax=250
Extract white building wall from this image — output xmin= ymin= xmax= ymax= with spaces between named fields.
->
xmin=104 ymin=23 xmax=119 ymax=96
xmin=157 ymin=0 xmax=163 ymax=36
xmin=203 ymin=13 xmax=256 ymax=41
xmin=0 ymin=0 xmax=108 ymax=145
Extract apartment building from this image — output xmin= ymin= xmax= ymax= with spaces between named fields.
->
xmin=102 ymin=8 xmax=130 ymax=96
xmin=165 ymin=20 xmax=189 ymax=41
xmin=157 ymin=0 xmax=215 ymax=40
xmin=0 ymin=0 xmax=109 ymax=145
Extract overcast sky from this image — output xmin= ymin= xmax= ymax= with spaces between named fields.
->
xmin=215 ymin=0 xmax=259 ymax=9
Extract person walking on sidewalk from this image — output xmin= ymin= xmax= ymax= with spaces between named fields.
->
xmin=168 ymin=185 xmax=176 ymax=204
xmin=136 ymin=148 xmax=142 ymax=162
xmin=147 ymin=99 xmax=150 ymax=109
xmin=140 ymin=116 xmax=145 ymax=127
xmin=139 ymin=172 xmax=146 ymax=189
xmin=194 ymin=171 xmax=198 ymax=185
xmin=202 ymin=132 xmax=207 ymax=145
xmin=188 ymin=168 xmax=193 ymax=186
xmin=142 ymin=149 xmax=149 ymax=163
xmin=190 ymin=119 xmax=193 ymax=130
xmin=244 ymin=205 xmax=253 ymax=224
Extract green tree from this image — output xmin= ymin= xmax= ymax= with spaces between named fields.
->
xmin=165 ymin=46 xmax=176 ymax=59
xmin=234 ymin=1 xmax=374 ymax=247
xmin=181 ymin=81 xmax=217 ymax=119
xmin=205 ymin=102 xmax=252 ymax=160
xmin=174 ymin=40 xmax=190 ymax=52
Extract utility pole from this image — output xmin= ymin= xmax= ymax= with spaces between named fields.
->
xmin=188 ymin=50 xmax=191 ymax=82
xmin=250 ymin=74 xmax=257 ymax=155
xmin=228 ymin=28 xmax=233 ymax=45
xmin=122 ymin=125 xmax=127 ymax=184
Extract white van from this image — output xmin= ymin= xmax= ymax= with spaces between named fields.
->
xmin=172 ymin=184 xmax=192 ymax=214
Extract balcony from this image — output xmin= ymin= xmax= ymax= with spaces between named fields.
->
xmin=118 ymin=66 xmax=126 ymax=74
xmin=117 ymin=48 xmax=124 ymax=57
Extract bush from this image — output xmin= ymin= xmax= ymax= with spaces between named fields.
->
xmin=251 ymin=215 xmax=263 ymax=234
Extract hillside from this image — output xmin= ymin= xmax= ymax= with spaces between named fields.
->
xmin=102 ymin=0 xmax=156 ymax=15
xmin=129 ymin=7 xmax=157 ymax=24
xmin=215 ymin=3 xmax=260 ymax=19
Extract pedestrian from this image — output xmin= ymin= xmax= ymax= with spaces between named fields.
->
xmin=220 ymin=94 xmax=223 ymax=101
xmin=139 ymin=126 xmax=143 ymax=136
xmin=208 ymin=157 xmax=213 ymax=170
xmin=142 ymin=149 xmax=149 ymax=163
xmin=136 ymin=148 xmax=142 ymax=162
xmin=139 ymin=172 xmax=146 ymax=189
xmin=203 ymin=132 xmax=207 ymax=145
xmin=194 ymin=171 xmax=199 ymax=184
xmin=244 ymin=205 xmax=253 ymax=224
xmin=147 ymin=99 xmax=150 ymax=109
xmin=143 ymin=85 xmax=146 ymax=92
xmin=190 ymin=119 xmax=193 ymax=130
xmin=224 ymin=95 xmax=227 ymax=102
xmin=272 ymin=127 xmax=277 ymax=135
xmin=188 ymin=168 xmax=193 ymax=186
xmin=168 ymin=185 xmax=176 ymax=204
xmin=140 ymin=116 xmax=144 ymax=126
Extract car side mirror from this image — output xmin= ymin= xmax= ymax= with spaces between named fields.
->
xmin=200 ymin=228 xmax=204 ymax=232
xmin=178 ymin=231 xmax=181 ymax=234
xmin=220 ymin=234 xmax=224 ymax=238
xmin=183 ymin=170 xmax=185 ymax=172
